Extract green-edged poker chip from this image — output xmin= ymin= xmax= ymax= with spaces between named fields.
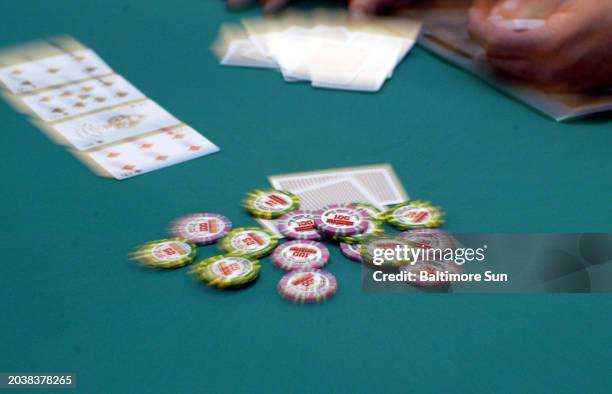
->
xmin=383 ymin=200 xmax=445 ymax=230
xmin=220 ymin=227 xmax=278 ymax=258
xmin=360 ymin=235 xmax=419 ymax=269
xmin=130 ymin=238 xmax=197 ymax=269
xmin=242 ymin=189 xmax=300 ymax=219
xmin=192 ymin=254 xmax=261 ymax=289
xmin=352 ymin=203 xmax=383 ymax=219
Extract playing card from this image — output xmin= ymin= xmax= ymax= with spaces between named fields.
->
xmin=18 ymin=74 xmax=145 ymax=122
xmin=77 ymin=124 xmax=219 ymax=180
xmin=212 ymin=25 xmax=277 ymax=69
xmin=41 ymin=99 xmax=181 ymax=151
xmin=269 ymin=164 xmax=408 ymax=206
xmin=228 ymin=10 xmax=421 ymax=92
xmin=0 ymin=47 xmax=113 ymax=94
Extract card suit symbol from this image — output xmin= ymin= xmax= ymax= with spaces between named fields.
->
xmin=61 ymin=91 xmax=73 ymax=97
xmin=21 ymin=80 xmax=33 ymax=86
xmin=74 ymin=102 xmax=86 ymax=108
xmin=82 ymin=86 xmax=93 ymax=92
xmin=116 ymin=92 xmax=128 ymax=97
xmin=122 ymin=164 xmax=135 ymax=170
xmin=155 ymin=155 xmax=168 ymax=161
xmin=78 ymin=94 xmax=90 ymax=100
xmin=107 ymin=152 xmax=120 ymax=158
xmin=140 ymin=143 xmax=153 ymax=149
xmin=84 ymin=66 xmax=97 ymax=73
xmin=39 ymin=97 xmax=51 ymax=102
xmin=173 ymin=133 xmax=185 ymax=139
xmin=94 ymin=97 xmax=107 ymax=103
xmin=47 ymin=68 xmax=59 ymax=74
xmin=189 ymin=145 xmax=201 ymax=151
xmin=10 ymin=69 xmax=21 ymax=75
xmin=52 ymin=108 xmax=64 ymax=113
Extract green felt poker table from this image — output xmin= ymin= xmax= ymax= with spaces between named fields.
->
xmin=1 ymin=1 xmax=611 ymax=393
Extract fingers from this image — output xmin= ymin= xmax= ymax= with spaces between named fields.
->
xmin=469 ymin=6 xmax=555 ymax=58
xmin=261 ymin=0 xmax=290 ymax=13
xmin=487 ymin=57 xmax=537 ymax=80
xmin=226 ymin=0 xmax=289 ymax=12
xmin=348 ymin=0 xmax=396 ymax=18
xmin=226 ymin=0 xmax=254 ymax=9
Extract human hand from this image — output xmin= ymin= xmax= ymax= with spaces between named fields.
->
xmin=225 ymin=0 xmax=414 ymax=17
xmin=468 ymin=0 xmax=612 ymax=91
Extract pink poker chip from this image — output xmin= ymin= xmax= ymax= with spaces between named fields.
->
xmin=314 ymin=203 xmax=369 ymax=237
xmin=277 ymin=269 xmax=337 ymax=303
xmin=340 ymin=243 xmax=362 ymax=263
xmin=169 ymin=213 xmax=232 ymax=245
xmin=271 ymin=240 xmax=329 ymax=271
xmin=276 ymin=210 xmax=322 ymax=241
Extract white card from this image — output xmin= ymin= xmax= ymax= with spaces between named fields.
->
xmin=222 ymin=39 xmax=278 ymax=69
xmin=21 ymin=74 xmax=145 ymax=122
xmin=47 ymin=99 xmax=181 ymax=151
xmin=81 ymin=124 xmax=219 ymax=180
xmin=269 ymin=164 xmax=408 ymax=206
xmin=0 ymin=49 xmax=113 ymax=94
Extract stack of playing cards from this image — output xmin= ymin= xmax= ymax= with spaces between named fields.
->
xmin=0 ymin=36 xmax=219 ymax=180
xmin=257 ymin=164 xmax=409 ymax=236
xmin=213 ymin=10 xmax=421 ymax=92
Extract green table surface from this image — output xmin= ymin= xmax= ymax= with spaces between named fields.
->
xmin=1 ymin=1 xmax=611 ymax=393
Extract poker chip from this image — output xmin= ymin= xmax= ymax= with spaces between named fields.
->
xmin=271 ymin=240 xmax=329 ymax=271
xmin=333 ymin=202 xmax=384 ymax=244
xmin=277 ymin=269 xmax=337 ymax=303
xmin=340 ymin=242 xmax=362 ymax=262
xmin=169 ymin=213 xmax=232 ymax=245
xmin=130 ymin=238 xmax=197 ymax=269
xmin=400 ymin=259 xmax=463 ymax=288
xmin=314 ymin=203 xmax=369 ymax=237
xmin=220 ymin=227 xmax=278 ymax=258
xmin=399 ymin=229 xmax=457 ymax=250
xmin=334 ymin=218 xmax=384 ymax=244
xmin=360 ymin=235 xmax=417 ymax=269
xmin=352 ymin=202 xmax=383 ymax=219
xmin=243 ymin=189 xmax=300 ymax=219
xmin=384 ymin=200 xmax=445 ymax=230
xmin=192 ymin=254 xmax=261 ymax=289
xmin=276 ymin=210 xmax=322 ymax=241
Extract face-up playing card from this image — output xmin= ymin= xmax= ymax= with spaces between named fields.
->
xmin=43 ymin=99 xmax=181 ymax=151
xmin=19 ymin=74 xmax=145 ymax=122
xmin=269 ymin=164 xmax=408 ymax=206
xmin=0 ymin=36 xmax=219 ymax=180
xmin=0 ymin=49 xmax=113 ymax=94
xmin=78 ymin=124 xmax=219 ymax=180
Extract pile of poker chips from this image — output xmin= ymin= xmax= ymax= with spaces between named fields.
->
xmin=131 ymin=187 xmax=453 ymax=303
